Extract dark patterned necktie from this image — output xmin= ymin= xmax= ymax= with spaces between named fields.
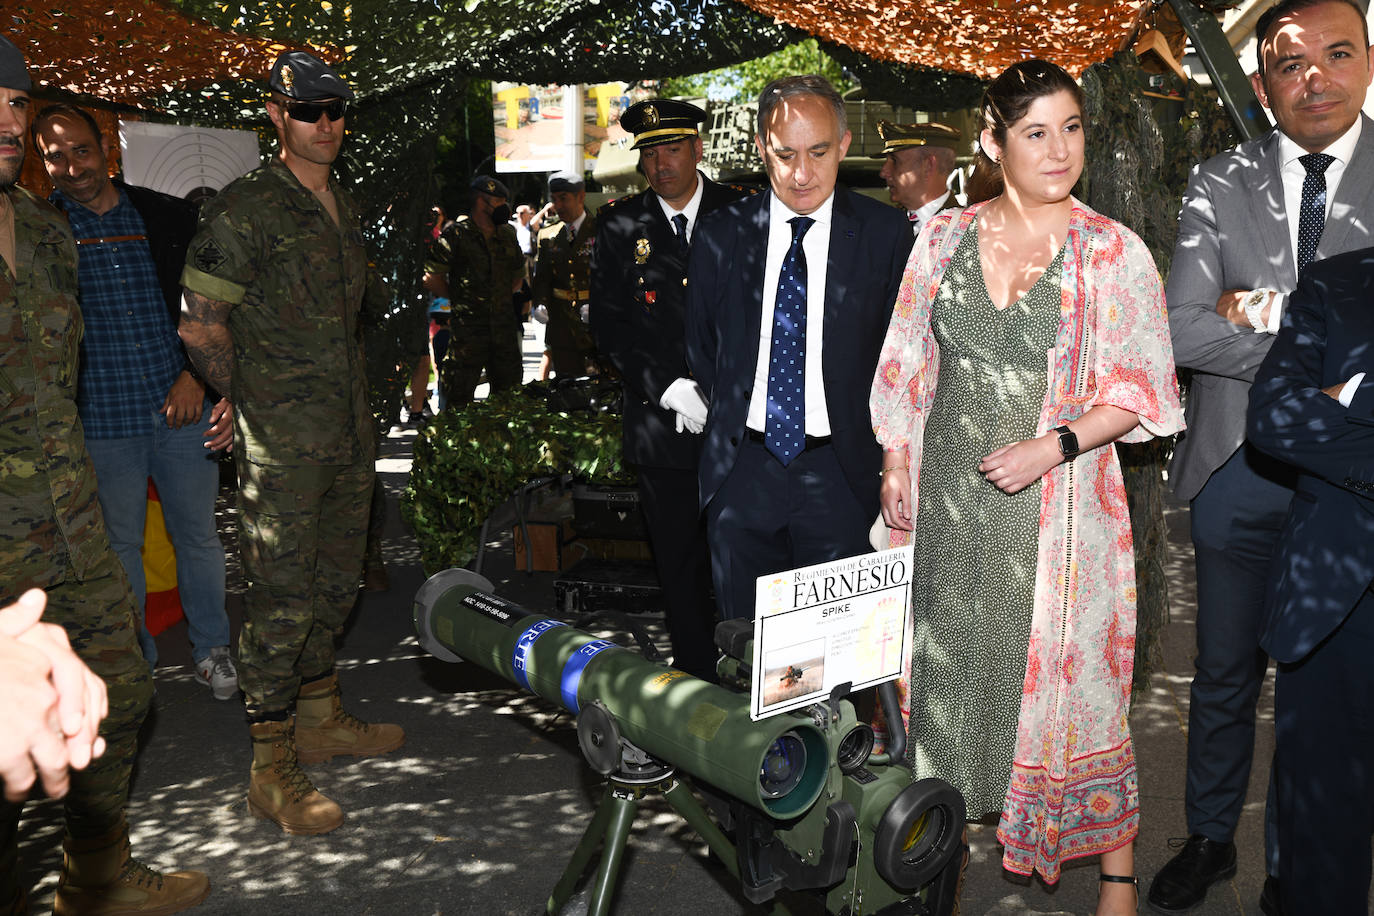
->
xmin=764 ymin=216 xmax=814 ymax=465
xmin=1296 ymin=152 xmax=1335 ymax=276
xmin=671 ymin=213 xmax=689 ymax=254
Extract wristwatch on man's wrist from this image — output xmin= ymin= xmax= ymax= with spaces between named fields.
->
xmin=1055 ymin=425 xmax=1080 ymax=461
xmin=1242 ymin=288 xmax=1271 ymax=332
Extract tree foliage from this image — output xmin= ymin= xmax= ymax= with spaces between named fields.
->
xmin=662 ymin=39 xmax=855 ymax=103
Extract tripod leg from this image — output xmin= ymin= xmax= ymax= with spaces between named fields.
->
xmin=584 ymin=789 xmax=638 ymax=916
xmin=662 ymin=779 xmax=740 ymax=881
xmin=546 ymin=785 xmax=617 ymax=915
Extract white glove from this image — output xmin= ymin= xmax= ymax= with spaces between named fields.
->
xmin=579 ymin=303 xmax=590 ymax=323
xmin=660 ymin=377 xmax=708 ymax=432
xmin=674 ymin=413 xmax=704 ymax=435
xmin=531 ymin=304 xmax=549 ymax=324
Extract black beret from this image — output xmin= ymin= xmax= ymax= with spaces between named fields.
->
xmin=270 ymin=51 xmax=354 ymax=101
xmin=0 ymin=34 xmax=31 ymax=92
xmin=470 ymin=175 xmax=510 ymax=198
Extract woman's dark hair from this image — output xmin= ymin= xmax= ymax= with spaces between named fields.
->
xmin=967 ymin=59 xmax=1084 ymax=204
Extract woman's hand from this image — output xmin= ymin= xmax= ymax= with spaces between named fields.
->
xmin=979 ymin=435 xmax=1061 ymax=494
xmin=880 ymin=468 xmax=914 ymax=531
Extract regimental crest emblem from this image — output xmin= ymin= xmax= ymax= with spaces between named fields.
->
xmin=484 ymin=179 xmax=497 ymax=193
xmin=634 ymin=238 xmax=651 ymax=264
xmin=643 ymin=104 xmax=659 ymax=128
xmin=192 ymin=239 xmax=227 ymax=273
xmin=280 ymin=64 xmax=295 ymax=91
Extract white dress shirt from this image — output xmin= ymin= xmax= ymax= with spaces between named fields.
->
xmin=1260 ymin=119 xmax=1363 ymax=332
xmin=656 ymin=170 xmax=706 ymax=242
xmin=563 ymin=211 xmax=587 ymax=240
xmin=746 ymin=192 xmax=834 ymax=437
xmin=908 ymin=190 xmax=951 ymax=238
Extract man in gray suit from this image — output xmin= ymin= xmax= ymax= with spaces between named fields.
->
xmin=1150 ymin=1 xmax=1374 ymax=912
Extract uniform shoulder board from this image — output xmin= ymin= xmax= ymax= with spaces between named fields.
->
xmin=602 ymin=192 xmax=639 ymax=210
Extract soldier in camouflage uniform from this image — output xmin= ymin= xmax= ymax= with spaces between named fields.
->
xmin=532 ymin=170 xmax=598 ymax=378
xmin=179 ymin=50 xmax=402 ymax=836
xmin=422 ymin=175 xmax=524 ymax=408
xmin=0 ymin=35 xmax=209 ymax=913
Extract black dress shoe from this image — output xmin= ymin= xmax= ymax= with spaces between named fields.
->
xmin=1259 ymin=875 xmax=1284 ymax=916
xmin=1147 ymin=835 xmax=1237 ymax=913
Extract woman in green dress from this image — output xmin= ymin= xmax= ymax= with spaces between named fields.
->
xmin=870 ymin=61 xmax=1184 ymax=916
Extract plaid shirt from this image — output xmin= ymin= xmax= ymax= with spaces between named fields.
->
xmin=55 ymin=188 xmax=187 ymax=439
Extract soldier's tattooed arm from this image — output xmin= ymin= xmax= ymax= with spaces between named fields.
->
xmin=179 ymin=290 xmax=235 ymax=395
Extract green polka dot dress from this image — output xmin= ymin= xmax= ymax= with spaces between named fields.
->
xmin=907 ymin=223 xmax=1065 ymax=818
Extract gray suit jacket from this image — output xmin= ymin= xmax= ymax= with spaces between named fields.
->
xmin=1166 ymin=116 xmax=1374 ymax=501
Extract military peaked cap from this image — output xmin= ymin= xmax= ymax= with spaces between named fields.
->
xmin=621 ymin=99 xmax=707 ymax=150
xmin=547 ymin=171 xmax=584 ymax=193
xmin=871 ymin=120 xmax=962 ymax=157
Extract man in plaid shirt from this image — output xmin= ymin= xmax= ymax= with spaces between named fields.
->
xmin=33 ymin=103 xmax=238 ymax=699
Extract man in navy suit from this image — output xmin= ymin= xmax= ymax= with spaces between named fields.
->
xmin=591 ymin=99 xmax=754 ymax=679
xmin=686 ymin=75 xmax=912 ymax=621
xmin=1247 ymin=248 xmax=1374 ymax=915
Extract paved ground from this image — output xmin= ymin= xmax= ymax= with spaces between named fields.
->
xmin=12 ymin=320 xmax=1364 ymax=914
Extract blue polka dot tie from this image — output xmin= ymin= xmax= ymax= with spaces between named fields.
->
xmin=765 ymin=216 xmax=814 ymax=466
xmin=671 ymin=213 xmax=689 ymax=255
xmin=1296 ymin=152 xmax=1335 ymax=277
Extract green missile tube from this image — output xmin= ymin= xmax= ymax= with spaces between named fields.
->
xmin=414 ymin=568 xmax=828 ymax=819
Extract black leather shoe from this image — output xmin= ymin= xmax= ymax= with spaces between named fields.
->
xmin=1147 ymin=835 xmax=1238 ymax=913
xmin=1259 ymin=875 xmax=1284 ymax=916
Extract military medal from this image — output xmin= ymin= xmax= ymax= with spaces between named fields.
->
xmin=634 ymin=238 xmax=651 ymax=264
xmin=644 ymin=291 xmax=656 ymax=304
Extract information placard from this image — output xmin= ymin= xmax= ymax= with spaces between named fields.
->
xmin=750 ymin=546 xmax=913 ymax=720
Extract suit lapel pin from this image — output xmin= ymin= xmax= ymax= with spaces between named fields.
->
xmin=634 ymin=238 xmax=651 ymax=264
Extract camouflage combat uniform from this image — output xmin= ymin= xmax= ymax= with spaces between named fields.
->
xmin=181 ymin=160 xmax=383 ymax=719
xmin=424 ymin=215 xmax=524 ymax=407
xmin=0 ymin=187 xmax=153 ymax=894
xmin=532 ymin=213 xmax=598 ymax=378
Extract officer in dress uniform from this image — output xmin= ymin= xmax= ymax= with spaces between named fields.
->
xmin=872 ymin=120 xmax=962 ymax=237
xmin=533 ymin=171 xmax=597 ymax=378
xmin=590 ymin=99 xmax=755 ymax=680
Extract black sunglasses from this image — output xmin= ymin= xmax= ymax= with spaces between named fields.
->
xmin=285 ymin=99 xmax=347 ymax=123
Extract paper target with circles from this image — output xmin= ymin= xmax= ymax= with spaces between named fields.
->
xmin=119 ymin=121 xmax=261 ymax=203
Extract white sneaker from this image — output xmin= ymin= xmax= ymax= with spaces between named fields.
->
xmin=195 ymin=646 xmax=239 ymax=700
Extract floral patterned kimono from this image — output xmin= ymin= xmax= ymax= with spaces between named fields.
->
xmin=869 ymin=199 xmax=1184 ymax=882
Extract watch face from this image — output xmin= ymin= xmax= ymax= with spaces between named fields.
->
xmin=1058 ymin=426 xmax=1079 ymax=458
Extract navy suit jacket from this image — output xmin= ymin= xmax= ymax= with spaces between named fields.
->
xmin=685 ymin=186 xmax=912 ymax=516
xmin=1247 ymin=246 xmax=1374 ymax=664
xmin=590 ymin=177 xmax=754 ymax=469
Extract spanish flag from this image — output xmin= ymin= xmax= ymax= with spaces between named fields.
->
xmin=142 ymin=480 xmax=185 ymax=636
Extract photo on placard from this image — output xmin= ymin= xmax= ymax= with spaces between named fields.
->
xmin=760 ymin=639 xmax=826 ymax=706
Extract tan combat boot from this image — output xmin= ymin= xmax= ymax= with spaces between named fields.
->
xmin=52 ymin=819 xmax=210 ymax=916
xmin=294 ymin=673 xmax=405 ymax=764
xmin=247 ymin=719 xmax=344 ymax=835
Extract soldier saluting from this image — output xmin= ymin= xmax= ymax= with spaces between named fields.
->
xmin=180 ymin=50 xmax=402 ymax=836
xmin=590 ymin=99 xmax=755 ymax=680
xmin=533 ymin=170 xmax=598 ymax=378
